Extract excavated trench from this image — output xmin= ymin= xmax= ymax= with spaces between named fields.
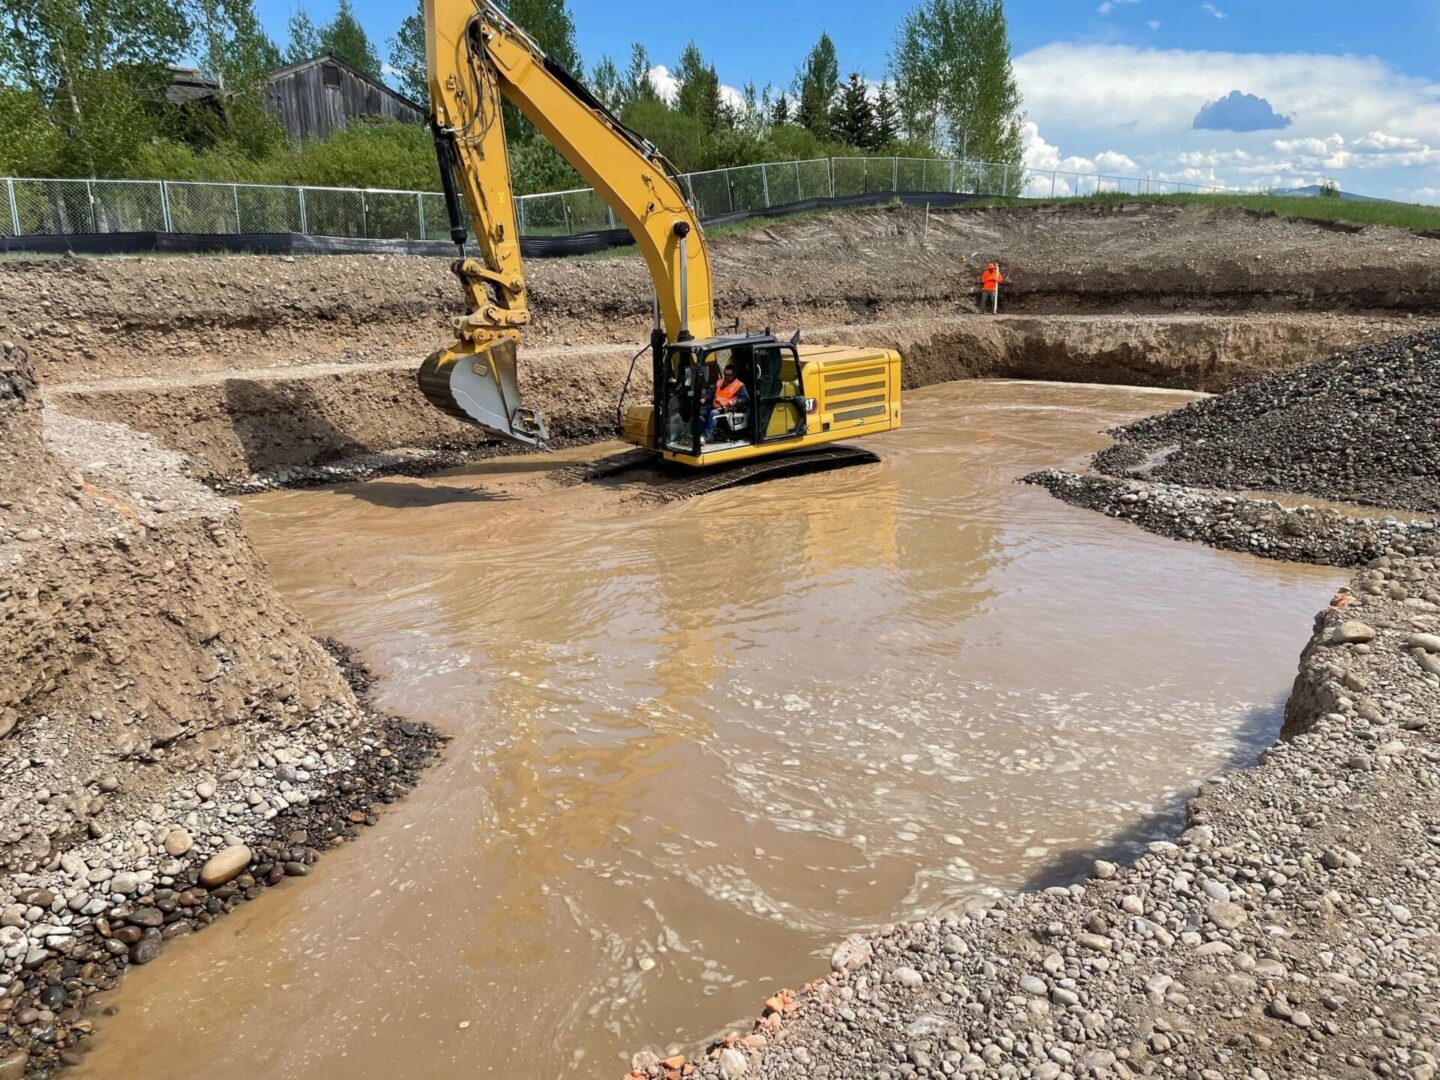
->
xmin=6 ymin=201 xmax=1440 ymax=1078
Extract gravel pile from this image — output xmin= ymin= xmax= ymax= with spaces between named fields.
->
xmin=635 ymin=561 xmax=1440 ymax=1080
xmin=1094 ymin=328 xmax=1440 ymax=512
xmin=1024 ymin=471 xmax=1440 ymax=568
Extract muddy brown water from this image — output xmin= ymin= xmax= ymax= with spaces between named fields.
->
xmin=79 ymin=381 xmax=1340 ymax=1079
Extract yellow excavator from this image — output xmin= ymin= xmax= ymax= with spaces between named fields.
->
xmin=418 ymin=0 xmax=901 ymax=477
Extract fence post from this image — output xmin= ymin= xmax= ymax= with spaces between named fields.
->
xmin=1002 ymin=165 xmax=1011 ymax=197
xmin=360 ymin=190 xmax=368 ymax=237
xmin=606 ymin=204 xmax=617 ymax=229
xmin=86 ymin=180 xmax=98 ymax=232
xmin=1051 ymin=170 xmax=1058 ymax=199
xmin=298 ymin=188 xmax=308 ymax=234
xmin=829 ymin=158 xmax=836 ymax=199
xmin=416 ymin=192 xmax=425 ymax=239
xmin=562 ymin=196 xmax=571 ymax=234
xmin=232 ymin=184 xmax=241 ymax=232
xmin=7 ymin=179 xmax=19 ymax=236
xmin=761 ymin=163 xmax=770 ymax=208
xmin=516 ymin=196 xmax=526 ymax=236
xmin=158 ymin=181 xmax=172 ymax=231
xmin=892 ymin=157 xmax=899 ymax=192
xmin=726 ymin=169 xmax=735 ymax=213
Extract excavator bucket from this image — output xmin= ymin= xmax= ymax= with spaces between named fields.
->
xmin=417 ymin=338 xmax=551 ymax=449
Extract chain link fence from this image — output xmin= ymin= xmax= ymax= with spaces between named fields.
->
xmin=1 ymin=159 xmax=1231 ymax=242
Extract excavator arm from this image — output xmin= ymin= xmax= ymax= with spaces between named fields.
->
xmin=418 ymin=0 xmax=714 ymax=446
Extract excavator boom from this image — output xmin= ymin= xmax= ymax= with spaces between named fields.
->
xmin=419 ymin=0 xmax=712 ymax=446
xmin=418 ymin=0 xmax=901 ymax=466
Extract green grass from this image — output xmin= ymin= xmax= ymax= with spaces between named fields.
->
xmin=1043 ymin=191 xmax=1440 ymax=233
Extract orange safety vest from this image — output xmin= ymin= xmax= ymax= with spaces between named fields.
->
xmin=981 ymin=266 xmax=1004 ymax=291
xmin=713 ymin=377 xmax=745 ymax=409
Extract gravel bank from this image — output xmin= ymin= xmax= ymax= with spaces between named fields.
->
xmin=1022 ymin=472 xmax=1440 ymax=569
xmin=632 ymin=563 xmax=1440 ymax=1080
xmin=1094 ymin=329 xmax=1440 ymax=512
xmin=0 ymin=642 xmax=442 ymax=1078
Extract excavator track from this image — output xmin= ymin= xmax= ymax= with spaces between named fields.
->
xmin=547 ymin=445 xmax=882 ymax=500
xmin=658 ymin=445 xmax=882 ymax=501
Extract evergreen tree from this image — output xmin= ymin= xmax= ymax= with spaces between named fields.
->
xmin=285 ymin=7 xmax=321 ymax=62
xmin=675 ymin=41 xmax=724 ymax=133
xmin=832 ymin=72 xmax=875 ymax=149
xmin=871 ymin=78 xmax=899 ymax=150
xmin=625 ymin=42 xmax=658 ymax=103
xmin=795 ymin=32 xmax=839 ymax=141
xmin=770 ymin=92 xmax=792 ymax=126
xmin=590 ymin=55 xmax=623 ymax=111
xmin=319 ymin=0 xmax=380 ymax=77
xmin=387 ymin=0 xmax=427 ymax=103
xmin=890 ymin=0 xmax=1023 ymax=165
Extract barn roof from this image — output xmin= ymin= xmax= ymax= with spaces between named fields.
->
xmin=266 ymin=54 xmax=424 ymax=114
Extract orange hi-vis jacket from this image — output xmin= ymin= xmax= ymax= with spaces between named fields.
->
xmin=713 ymin=377 xmax=745 ymax=409
xmin=981 ymin=266 xmax=1004 ymax=292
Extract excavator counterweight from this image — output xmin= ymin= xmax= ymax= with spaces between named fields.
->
xmin=421 ymin=0 xmax=901 ymax=468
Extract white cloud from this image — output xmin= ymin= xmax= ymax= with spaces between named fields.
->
xmin=1013 ymin=44 xmax=1440 ymax=144
xmin=1148 ymin=19 xmax=1161 ymax=29
xmin=1202 ymin=3 xmax=1226 ymax=17
xmin=1097 ymin=0 xmax=1140 ymax=14
xmin=1022 ymin=122 xmax=1142 ymax=193
xmin=1411 ymin=187 xmax=1440 ymax=205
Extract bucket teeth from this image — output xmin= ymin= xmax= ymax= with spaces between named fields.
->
xmin=417 ymin=339 xmax=551 ymax=449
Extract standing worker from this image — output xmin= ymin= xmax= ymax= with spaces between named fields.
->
xmin=979 ymin=262 xmax=1004 ymax=314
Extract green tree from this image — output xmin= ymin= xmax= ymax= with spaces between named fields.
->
xmin=319 ymin=0 xmax=380 ymax=77
xmin=0 ymin=0 xmax=190 ymax=175
xmin=795 ymin=32 xmax=839 ymax=141
xmin=387 ymin=0 xmax=427 ymax=103
xmin=285 ymin=7 xmax=321 ymax=61
xmin=832 ymin=73 xmax=875 ymax=149
xmin=590 ymin=55 xmax=623 ymax=110
xmin=674 ymin=41 xmax=724 ymax=133
xmin=871 ymin=78 xmax=899 ymax=150
xmin=185 ymin=0 xmax=283 ymax=153
xmin=192 ymin=0 xmax=281 ymax=90
xmin=770 ymin=92 xmax=792 ymax=127
xmin=499 ymin=0 xmax=579 ymax=71
xmin=625 ymin=42 xmax=658 ymax=104
xmin=891 ymin=0 xmax=1023 ymax=165
xmin=0 ymin=87 xmax=64 ymax=176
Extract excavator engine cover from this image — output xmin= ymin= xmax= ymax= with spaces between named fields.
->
xmin=418 ymin=337 xmax=551 ymax=449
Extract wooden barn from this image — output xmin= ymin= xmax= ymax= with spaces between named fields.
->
xmin=262 ymin=55 xmax=426 ymax=141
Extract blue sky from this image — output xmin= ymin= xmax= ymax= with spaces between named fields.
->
xmin=255 ymin=0 xmax=1440 ymax=202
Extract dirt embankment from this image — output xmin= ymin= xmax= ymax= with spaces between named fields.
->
xmin=0 ymin=339 xmax=441 ymax=1077
xmin=7 ymin=201 xmax=1439 ymax=387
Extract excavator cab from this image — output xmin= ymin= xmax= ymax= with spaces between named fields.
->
xmin=652 ymin=336 xmax=810 ymax=461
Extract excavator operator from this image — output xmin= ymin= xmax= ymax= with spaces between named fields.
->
xmin=702 ymin=362 xmax=749 ymax=444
